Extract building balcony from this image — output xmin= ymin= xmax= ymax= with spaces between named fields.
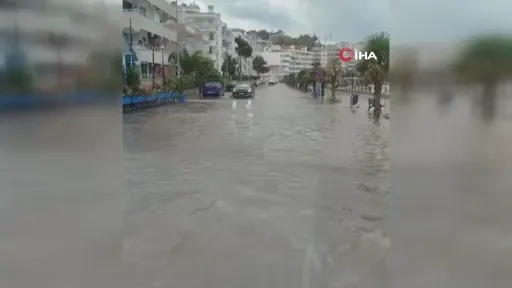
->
xmin=123 ymin=9 xmax=177 ymax=42
xmin=176 ymin=23 xmax=196 ymax=39
xmin=131 ymin=43 xmax=170 ymax=64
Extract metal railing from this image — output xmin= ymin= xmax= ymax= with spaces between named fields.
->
xmin=131 ymin=42 xmax=165 ymax=52
xmin=123 ymin=8 xmax=176 ymax=28
xmin=140 ymin=73 xmax=164 ymax=79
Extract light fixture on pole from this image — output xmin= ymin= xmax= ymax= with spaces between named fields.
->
xmin=175 ymin=0 xmax=180 ymax=78
xmin=152 ymin=46 xmax=155 ymax=88
xmin=161 ymin=45 xmax=165 ymax=84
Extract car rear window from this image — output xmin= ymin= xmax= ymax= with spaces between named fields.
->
xmin=236 ymin=84 xmax=250 ymax=88
xmin=205 ymin=82 xmax=220 ymax=87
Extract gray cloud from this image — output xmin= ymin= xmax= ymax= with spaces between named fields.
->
xmin=188 ymin=0 xmax=512 ymax=44
xmin=303 ymin=0 xmax=390 ymax=42
xmin=200 ymin=0 xmax=390 ymax=42
xmin=393 ymin=0 xmax=512 ymax=44
xmin=218 ymin=2 xmax=304 ymax=33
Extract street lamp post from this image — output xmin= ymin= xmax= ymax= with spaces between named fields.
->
xmin=151 ymin=47 xmax=155 ymax=88
xmin=175 ymin=0 xmax=180 ymax=78
xmin=161 ymin=46 xmax=165 ymax=85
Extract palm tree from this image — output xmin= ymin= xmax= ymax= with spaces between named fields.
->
xmin=234 ymin=36 xmax=253 ymax=80
xmin=234 ymin=36 xmax=244 ymax=78
xmin=167 ymin=49 xmax=221 ymax=93
xmin=168 ymin=50 xmax=181 ymax=77
xmin=451 ymin=35 xmax=512 ymax=121
xmin=390 ymin=48 xmax=417 ymax=101
xmin=325 ymin=58 xmax=342 ymax=101
xmin=356 ymin=31 xmax=390 ymax=117
xmin=243 ymin=45 xmax=253 ymax=78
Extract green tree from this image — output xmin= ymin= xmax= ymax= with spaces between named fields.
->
xmin=235 ymin=36 xmax=245 ymax=77
xmin=252 ymin=55 xmax=269 ymax=78
xmin=169 ymin=74 xmax=193 ymax=93
xmin=168 ymin=50 xmax=180 ymax=76
xmin=126 ymin=66 xmax=141 ymax=90
xmin=325 ymin=58 xmax=342 ymax=101
xmin=451 ymin=35 xmax=512 ymax=121
xmin=221 ymin=54 xmax=237 ymax=76
xmin=344 ymin=69 xmax=356 ymax=90
xmin=296 ymin=69 xmax=314 ymax=91
xmin=168 ymin=49 xmax=221 ymax=93
xmin=257 ymin=30 xmax=270 ymax=40
xmin=356 ymin=31 xmax=389 ymax=117
xmin=283 ymin=73 xmax=297 ymax=87
xmin=86 ymin=50 xmax=123 ymax=92
xmin=272 ymin=33 xmax=319 ymax=50
xmin=235 ymin=36 xmax=253 ymax=79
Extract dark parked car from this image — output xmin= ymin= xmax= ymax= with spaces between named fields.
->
xmin=202 ymin=82 xmax=224 ymax=97
xmin=225 ymin=81 xmax=237 ymax=92
xmin=232 ymin=83 xmax=254 ymax=98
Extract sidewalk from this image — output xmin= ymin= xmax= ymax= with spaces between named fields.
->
xmin=185 ymin=89 xmax=201 ymax=99
xmin=327 ymin=89 xmax=390 ymax=99
xmin=321 ymin=89 xmax=391 ymax=102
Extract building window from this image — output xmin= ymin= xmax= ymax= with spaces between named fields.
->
xmin=209 ymin=46 xmax=213 ymax=54
xmin=139 ymin=7 xmax=146 ymax=16
xmin=209 ymin=33 xmax=214 ymax=40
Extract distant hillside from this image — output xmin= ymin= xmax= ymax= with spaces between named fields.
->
xmin=245 ymin=29 xmax=320 ymax=50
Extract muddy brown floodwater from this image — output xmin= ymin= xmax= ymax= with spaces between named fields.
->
xmin=123 ymin=85 xmax=390 ymax=288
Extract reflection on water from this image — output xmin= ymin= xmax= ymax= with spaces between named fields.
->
xmin=393 ymin=92 xmax=512 ymax=288
xmin=123 ymin=86 xmax=389 ymax=288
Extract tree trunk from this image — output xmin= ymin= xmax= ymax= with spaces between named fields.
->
xmin=331 ymin=80 xmax=336 ymax=100
xmin=481 ymin=81 xmax=497 ymax=121
xmin=374 ymin=81 xmax=382 ymax=117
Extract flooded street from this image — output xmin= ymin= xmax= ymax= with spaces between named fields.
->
xmin=123 ymin=85 xmax=390 ymax=288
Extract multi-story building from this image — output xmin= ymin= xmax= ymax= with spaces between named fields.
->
xmin=122 ymin=0 xmax=178 ymax=88
xmin=284 ymin=46 xmax=316 ymax=74
xmin=176 ymin=23 xmax=209 ymax=56
xmin=179 ymin=4 xmax=227 ymax=72
xmin=247 ymin=36 xmax=271 ymax=54
xmin=257 ymin=45 xmax=316 ymax=81
xmin=255 ymin=48 xmax=283 ymax=82
xmin=311 ymin=42 xmax=365 ymax=71
xmin=0 ymin=1 xmax=120 ymax=92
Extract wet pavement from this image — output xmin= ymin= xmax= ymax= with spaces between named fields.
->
xmin=123 ymin=85 xmax=390 ymax=288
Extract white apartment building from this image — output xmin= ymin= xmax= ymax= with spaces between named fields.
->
xmin=0 ymin=2 xmax=120 ymax=92
xmin=248 ymin=37 xmax=271 ymax=54
xmin=178 ymin=3 xmax=227 ymax=72
xmin=256 ymin=49 xmax=283 ymax=82
xmin=285 ymin=46 xmax=316 ymax=74
xmin=122 ymin=0 xmax=178 ymax=87
xmin=176 ymin=23 xmax=209 ymax=55
xmin=257 ymin=45 xmax=316 ymax=81
xmin=311 ymin=42 xmax=365 ymax=71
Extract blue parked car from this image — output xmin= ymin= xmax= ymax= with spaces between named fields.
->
xmin=202 ymin=82 xmax=224 ymax=97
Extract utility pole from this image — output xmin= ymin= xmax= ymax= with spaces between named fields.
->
xmin=152 ymin=47 xmax=155 ymax=88
xmin=175 ymin=0 xmax=180 ymax=78
xmin=161 ymin=48 xmax=165 ymax=85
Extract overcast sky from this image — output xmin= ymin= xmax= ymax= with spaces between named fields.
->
xmin=179 ymin=0 xmax=512 ymax=44
xmin=181 ymin=0 xmax=390 ymax=43
xmin=105 ymin=0 xmax=512 ymax=44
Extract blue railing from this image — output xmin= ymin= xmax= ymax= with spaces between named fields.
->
xmin=0 ymin=91 xmax=187 ymax=110
xmin=122 ymin=91 xmax=187 ymax=110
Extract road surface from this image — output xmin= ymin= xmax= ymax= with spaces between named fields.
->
xmin=123 ymin=84 xmax=390 ymax=288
